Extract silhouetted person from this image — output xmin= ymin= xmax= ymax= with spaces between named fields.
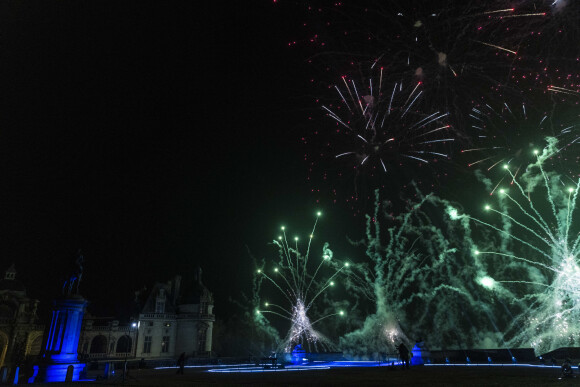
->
xmin=176 ymin=352 xmax=186 ymax=375
xmin=269 ymin=351 xmax=277 ymax=367
xmin=560 ymin=358 xmax=574 ymax=379
xmin=397 ymin=343 xmax=410 ymax=369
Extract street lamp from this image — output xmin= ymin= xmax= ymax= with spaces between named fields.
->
xmin=122 ymin=321 xmax=138 ymax=383
xmin=131 ymin=322 xmax=139 ymax=359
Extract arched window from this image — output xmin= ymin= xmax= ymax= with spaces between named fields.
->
xmin=28 ymin=335 xmax=43 ymax=356
xmin=89 ymin=335 xmax=107 ymax=354
xmin=0 ymin=332 xmax=8 ymax=367
xmin=116 ymin=335 xmax=132 ymax=353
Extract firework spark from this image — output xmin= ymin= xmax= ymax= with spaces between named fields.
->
xmin=338 ymin=187 xmax=506 ymax=356
xmin=305 ymin=67 xmax=454 ymax=214
xmin=288 ymin=1 xmax=544 ymax=125
xmin=454 ymin=142 xmax=580 ymax=353
xmin=254 ymin=212 xmax=348 ymax=352
xmin=462 ymin=99 xmax=580 ymax=194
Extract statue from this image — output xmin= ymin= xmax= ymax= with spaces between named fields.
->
xmin=62 ymin=250 xmax=84 ymax=296
xmin=38 ymin=251 xmax=88 ymax=382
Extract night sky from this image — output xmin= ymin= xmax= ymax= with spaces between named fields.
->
xmin=0 ymin=2 xmax=323 ymax=319
xmin=4 ymin=1 xmax=578 ymax=335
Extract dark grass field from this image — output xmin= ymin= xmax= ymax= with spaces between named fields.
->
xmin=67 ymin=365 xmax=580 ymax=386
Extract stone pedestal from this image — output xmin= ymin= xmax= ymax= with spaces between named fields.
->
xmin=411 ymin=341 xmax=431 ymax=366
xmin=36 ymin=296 xmax=87 ymax=383
xmin=291 ymin=345 xmax=307 ymax=365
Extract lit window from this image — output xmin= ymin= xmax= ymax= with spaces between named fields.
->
xmin=161 ymin=336 xmax=170 ymax=353
xmin=143 ymin=336 xmax=152 ymax=354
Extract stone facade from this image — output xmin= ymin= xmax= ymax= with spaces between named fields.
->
xmin=78 ymin=317 xmax=138 ymax=361
xmin=0 ymin=265 xmax=44 ymax=369
xmin=0 ymin=264 xmax=215 ymax=369
xmin=79 ymin=268 xmax=215 ymax=361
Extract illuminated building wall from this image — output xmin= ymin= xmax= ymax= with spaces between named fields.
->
xmin=136 ymin=269 xmax=215 ymax=359
xmin=79 ymin=268 xmax=215 ymax=361
xmin=0 ymin=265 xmax=44 ymax=369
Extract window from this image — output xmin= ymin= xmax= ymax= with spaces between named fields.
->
xmin=197 ymin=326 xmax=207 ymax=353
xmin=143 ymin=336 xmax=152 ymax=354
xmin=28 ymin=336 xmax=43 ymax=356
xmin=161 ymin=336 xmax=170 ymax=353
xmin=116 ymin=335 xmax=132 ymax=353
xmin=90 ymin=335 xmax=107 ymax=354
xmin=155 ymin=300 xmax=165 ymax=314
xmin=156 ymin=289 xmax=166 ymax=314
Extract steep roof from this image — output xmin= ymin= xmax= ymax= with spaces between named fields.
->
xmin=138 ymin=281 xmax=177 ymax=315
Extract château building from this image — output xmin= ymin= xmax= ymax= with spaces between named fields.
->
xmin=0 ymin=263 xmax=215 ymax=379
xmin=79 ymin=268 xmax=215 ymax=361
xmin=0 ymin=265 xmax=43 ymax=368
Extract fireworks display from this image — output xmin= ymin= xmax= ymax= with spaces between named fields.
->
xmin=254 ymin=212 xmax=348 ymax=352
xmin=305 ymin=67 xmax=454 ymax=214
xmin=293 ymin=0 xmax=571 ymax=213
xmin=253 ymin=0 xmax=580 ymax=357
xmin=462 ymin=97 xmax=580 ymax=194
xmin=452 ymin=149 xmax=580 ymax=354
xmin=338 ymin=189 xmax=492 ymax=356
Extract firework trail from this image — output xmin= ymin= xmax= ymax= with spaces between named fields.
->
xmin=270 ymin=0 xmax=580 ymax=356
xmin=500 ymin=1 xmax=580 ymax=108
xmin=507 ymin=0 xmax=580 ymax=58
xmin=285 ymin=1 xmax=545 ymax=129
xmin=305 ymin=67 xmax=454 ymax=215
xmin=452 ymin=139 xmax=580 ymax=354
xmin=462 ymin=98 xmax=580 ymax=194
xmin=338 ymin=187 xmax=508 ymax=357
xmin=292 ymin=1 xmax=557 ymax=213
xmin=253 ymin=212 xmax=349 ymax=352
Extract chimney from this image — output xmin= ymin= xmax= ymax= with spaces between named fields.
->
xmin=172 ymin=275 xmax=182 ymax=305
xmin=194 ymin=267 xmax=203 ymax=286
